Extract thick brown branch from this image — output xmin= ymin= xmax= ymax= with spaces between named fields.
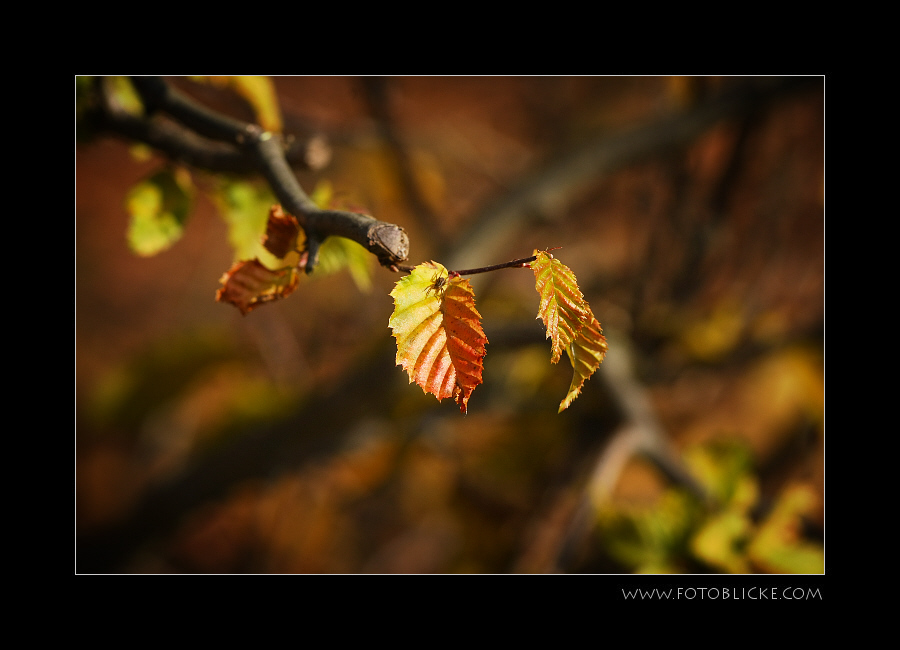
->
xmin=93 ymin=76 xmax=410 ymax=272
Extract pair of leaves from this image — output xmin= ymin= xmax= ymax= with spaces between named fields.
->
xmin=389 ymin=250 xmax=607 ymax=414
xmin=216 ymin=204 xmax=305 ymax=315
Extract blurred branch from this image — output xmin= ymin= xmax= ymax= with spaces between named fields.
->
xmin=88 ymin=76 xmax=410 ymax=272
xmin=445 ymin=76 xmax=821 ymax=271
xmin=549 ymin=333 xmax=713 ymax=572
xmin=359 ymin=77 xmax=445 ymax=243
xmin=77 ymin=338 xmax=401 ymax=573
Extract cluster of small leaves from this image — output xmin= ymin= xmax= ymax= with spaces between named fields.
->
xmin=216 ymin=204 xmax=306 ymax=315
xmin=388 ymin=250 xmax=607 ymax=414
xmin=99 ymin=76 xmax=371 ymax=298
xmin=595 ymin=442 xmax=824 ymax=574
xmin=101 ymin=78 xmax=606 ymax=414
xmin=215 ymin=183 xmax=373 ymax=315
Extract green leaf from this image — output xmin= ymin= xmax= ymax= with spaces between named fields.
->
xmin=126 ymin=168 xmax=193 ymax=256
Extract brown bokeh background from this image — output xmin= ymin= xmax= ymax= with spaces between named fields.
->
xmin=76 ymin=76 xmax=824 ymax=574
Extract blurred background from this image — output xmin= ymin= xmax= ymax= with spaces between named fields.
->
xmin=75 ymin=76 xmax=824 ymax=574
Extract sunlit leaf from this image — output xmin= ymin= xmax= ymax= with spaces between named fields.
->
xmin=216 ymin=258 xmax=300 ymax=315
xmin=126 ymin=168 xmax=193 ymax=256
xmin=559 ymin=312 xmax=608 ymax=412
xmin=389 ymin=262 xmax=487 ymax=414
xmin=530 ymin=249 xmax=590 ymax=364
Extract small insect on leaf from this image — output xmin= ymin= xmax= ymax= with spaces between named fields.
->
xmin=425 ymin=271 xmax=448 ymax=297
xmin=389 ymin=262 xmax=487 ymax=414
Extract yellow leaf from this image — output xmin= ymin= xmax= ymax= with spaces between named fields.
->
xmin=559 ymin=311 xmax=607 ymax=412
xmin=531 ymin=250 xmax=590 ymax=364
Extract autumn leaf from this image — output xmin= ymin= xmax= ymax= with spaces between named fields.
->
xmin=389 ymin=262 xmax=487 ymax=414
xmin=559 ymin=312 xmax=608 ymax=412
xmin=529 ymin=249 xmax=607 ymax=411
xmin=530 ymin=249 xmax=590 ymax=363
xmin=216 ymin=258 xmax=300 ymax=315
xmin=262 ymin=204 xmax=305 ymax=260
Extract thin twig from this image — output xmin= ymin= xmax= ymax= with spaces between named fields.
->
xmin=452 ymin=255 xmax=538 ymax=276
xmin=391 ymin=254 xmax=539 ymax=276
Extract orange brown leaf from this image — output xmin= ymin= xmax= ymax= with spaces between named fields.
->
xmin=389 ymin=262 xmax=487 ymax=414
xmin=216 ymin=258 xmax=300 ymax=315
xmin=262 ymin=204 xmax=305 ymax=259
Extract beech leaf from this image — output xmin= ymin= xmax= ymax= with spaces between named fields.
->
xmin=530 ymin=249 xmax=590 ymax=364
xmin=262 ymin=204 xmax=305 ymax=260
xmin=216 ymin=258 xmax=300 ymax=315
xmin=389 ymin=262 xmax=487 ymax=414
xmin=559 ymin=311 xmax=608 ymax=412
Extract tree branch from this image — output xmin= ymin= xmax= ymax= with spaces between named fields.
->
xmin=92 ymin=76 xmax=410 ymax=272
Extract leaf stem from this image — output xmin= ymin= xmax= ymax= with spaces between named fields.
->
xmin=452 ymin=255 xmax=538 ymax=276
